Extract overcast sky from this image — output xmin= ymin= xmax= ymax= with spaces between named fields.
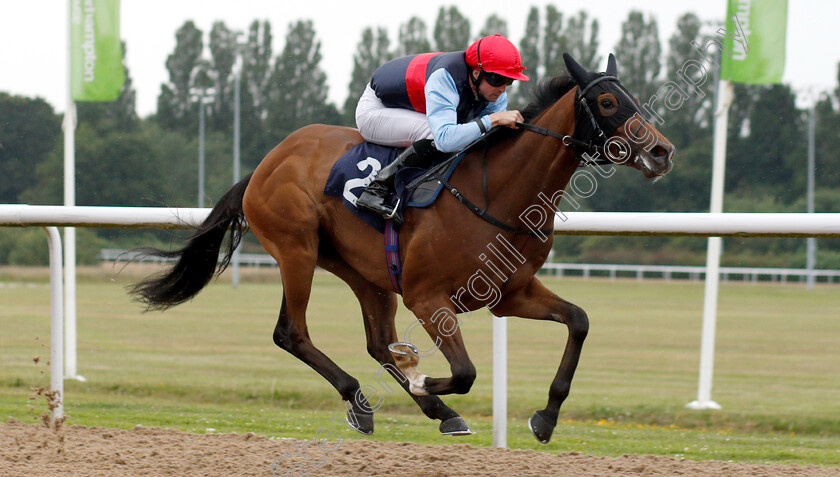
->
xmin=0 ymin=0 xmax=836 ymax=116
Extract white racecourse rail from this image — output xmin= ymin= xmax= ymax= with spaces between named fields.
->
xmin=2 ymin=205 xmax=840 ymax=445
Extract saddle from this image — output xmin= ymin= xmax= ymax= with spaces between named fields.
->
xmin=324 ymin=134 xmax=496 ymax=232
xmin=322 ymin=129 xmax=505 ymax=294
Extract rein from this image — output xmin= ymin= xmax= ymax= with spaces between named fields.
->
xmin=515 ymin=75 xmax=642 ymax=168
xmin=438 ymin=173 xmax=554 ymax=236
xmin=435 ymin=78 xmax=630 ymax=237
xmin=514 ymin=122 xmax=614 ymax=167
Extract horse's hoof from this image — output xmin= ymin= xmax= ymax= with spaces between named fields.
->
xmin=388 ymin=341 xmax=420 ymax=357
xmin=528 ymin=410 xmax=555 ymax=444
xmin=439 ymin=416 xmax=474 ymax=436
xmin=347 ymin=409 xmax=374 ymax=435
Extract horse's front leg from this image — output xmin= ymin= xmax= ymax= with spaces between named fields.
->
xmin=491 ymin=277 xmax=589 ymax=444
xmin=386 ymin=298 xmax=476 ymax=435
xmin=396 ymin=299 xmax=477 ymax=397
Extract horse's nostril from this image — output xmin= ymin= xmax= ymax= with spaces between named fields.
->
xmin=651 ymin=145 xmax=668 ymax=159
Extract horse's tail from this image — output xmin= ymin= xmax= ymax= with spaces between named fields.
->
xmin=130 ymin=173 xmax=253 ymax=311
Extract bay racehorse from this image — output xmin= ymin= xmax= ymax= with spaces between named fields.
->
xmin=131 ymin=53 xmax=674 ymax=443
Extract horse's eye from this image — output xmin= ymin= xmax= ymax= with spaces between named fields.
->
xmin=597 ymin=93 xmax=619 ymax=116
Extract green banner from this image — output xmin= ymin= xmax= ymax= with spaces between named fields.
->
xmin=70 ymin=0 xmax=124 ymax=101
xmin=720 ymin=0 xmax=788 ymax=84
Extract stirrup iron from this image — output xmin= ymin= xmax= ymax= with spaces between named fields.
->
xmin=383 ymin=198 xmax=400 ymax=219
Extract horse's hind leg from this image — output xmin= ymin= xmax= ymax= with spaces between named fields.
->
xmin=319 ymin=254 xmax=472 ymax=435
xmin=255 ymin=228 xmax=375 ymax=433
xmin=271 ymin=292 xmax=375 ymax=434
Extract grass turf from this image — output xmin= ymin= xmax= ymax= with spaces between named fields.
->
xmin=1 ymin=268 xmax=839 ymax=466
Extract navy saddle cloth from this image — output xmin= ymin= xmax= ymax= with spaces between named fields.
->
xmin=324 ymin=141 xmax=463 ymax=232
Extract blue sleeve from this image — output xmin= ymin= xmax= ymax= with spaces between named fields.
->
xmin=425 ymin=69 xmax=504 ymax=152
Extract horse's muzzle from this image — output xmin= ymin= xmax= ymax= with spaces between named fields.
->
xmin=637 ymin=142 xmax=675 ymax=180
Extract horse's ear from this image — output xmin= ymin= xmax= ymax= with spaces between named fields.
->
xmin=606 ymin=53 xmax=618 ymax=77
xmin=563 ymin=53 xmax=590 ymax=87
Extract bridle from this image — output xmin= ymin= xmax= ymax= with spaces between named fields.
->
xmin=438 ymin=74 xmax=652 ymax=236
xmin=517 ymin=74 xmax=652 ymax=168
xmin=515 ymin=122 xmax=613 ymax=167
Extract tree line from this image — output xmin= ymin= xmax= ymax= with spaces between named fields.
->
xmin=1 ymin=6 xmax=839 ymax=269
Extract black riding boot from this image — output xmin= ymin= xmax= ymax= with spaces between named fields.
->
xmin=355 ymin=139 xmax=437 ymax=224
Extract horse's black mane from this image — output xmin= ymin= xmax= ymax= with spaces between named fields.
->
xmin=520 ymin=75 xmax=577 ymax=123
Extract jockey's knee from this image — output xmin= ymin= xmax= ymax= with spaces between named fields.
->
xmin=408 ymin=122 xmax=433 ymax=144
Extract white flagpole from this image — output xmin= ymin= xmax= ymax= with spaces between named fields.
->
xmin=687 ymin=78 xmax=733 ymax=411
xmin=64 ymin=1 xmax=84 ymax=382
xmin=232 ymin=52 xmax=242 ymax=288
xmin=806 ymin=105 xmax=817 ymax=289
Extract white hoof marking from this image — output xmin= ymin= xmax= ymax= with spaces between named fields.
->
xmin=409 ymin=374 xmax=428 ymax=396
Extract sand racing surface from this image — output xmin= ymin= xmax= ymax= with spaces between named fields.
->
xmin=2 ymin=419 xmax=839 ymax=476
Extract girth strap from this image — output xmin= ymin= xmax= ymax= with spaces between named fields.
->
xmin=384 ymin=219 xmax=403 ymax=294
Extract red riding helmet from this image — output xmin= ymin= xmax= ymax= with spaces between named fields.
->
xmin=465 ymin=34 xmax=529 ymax=81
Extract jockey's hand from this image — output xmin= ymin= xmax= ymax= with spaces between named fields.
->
xmin=489 ymin=110 xmax=524 ymax=129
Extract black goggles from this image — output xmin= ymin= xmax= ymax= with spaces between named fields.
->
xmin=483 ymin=72 xmax=514 ymax=87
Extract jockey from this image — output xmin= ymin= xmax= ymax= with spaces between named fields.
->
xmin=354 ymin=34 xmax=529 ymax=223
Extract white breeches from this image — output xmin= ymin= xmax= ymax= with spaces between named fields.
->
xmin=355 ymin=84 xmax=432 ymax=147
